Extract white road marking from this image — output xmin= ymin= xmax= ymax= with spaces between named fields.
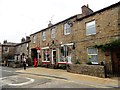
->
xmin=8 ymin=77 xmax=35 ymax=86
xmin=0 ymin=76 xmax=35 ymax=86
xmin=0 ymin=77 xmax=6 ymax=80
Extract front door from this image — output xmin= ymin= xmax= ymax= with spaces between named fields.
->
xmin=52 ymin=49 xmax=56 ymax=64
xmin=111 ymin=48 xmax=120 ymax=75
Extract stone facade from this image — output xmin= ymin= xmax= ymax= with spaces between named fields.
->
xmin=0 ymin=44 xmax=2 ymax=61
xmin=0 ymin=38 xmax=30 ymax=66
xmin=14 ymin=37 xmax=30 ymax=65
xmin=75 ymin=3 xmax=120 ymax=73
xmin=1 ymin=42 xmax=17 ymax=66
xmin=29 ymin=2 xmax=120 ymax=76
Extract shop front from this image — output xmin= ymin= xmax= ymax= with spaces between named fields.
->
xmin=41 ymin=43 xmax=73 ymax=68
xmin=58 ymin=43 xmax=73 ymax=65
xmin=41 ymin=47 xmax=51 ymax=66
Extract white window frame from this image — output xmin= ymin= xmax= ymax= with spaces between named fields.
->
xmin=86 ymin=20 xmax=96 ymax=35
xmin=51 ymin=27 xmax=56 ymax=39
xmin=26 ymin=43 xmax=28 ymax=51
xmin=33 ymin=34 xmax=36 ymax=43
xmin=64 ymin=22 xmax=71 ymax=35
xmin=42 ymin=49 xmax=50 ymax=62
xmin=87 ymin=47 xmax=98 ymax=64
xmin=42 ymin=31 xmax=46 ymax=41
xmin=41 ymin=47 xmax=50 ymax=62
xmin=59 ymin=43 xmax=73 ymax=63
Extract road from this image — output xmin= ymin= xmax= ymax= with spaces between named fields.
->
xmin=0 ymin=66 xmax=99 ymax=89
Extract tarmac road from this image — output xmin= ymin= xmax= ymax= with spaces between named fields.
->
xmin=0 ymin=66 xmax=119 ymax=89
xmin=0 ymin=66 xmax=94 ymax=88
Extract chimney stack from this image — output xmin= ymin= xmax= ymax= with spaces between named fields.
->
xmin=81 ymin=4 xmax=93 ymax=16
xmin=3 ymin=40 xmax=7 ymax=44
xmin=26 ymin=36 xmax=30 ymax=41
xmin=48 ymin=21 xmax=53 ymax=27
xmin=21 ymin=37 xmax=25 ymax=43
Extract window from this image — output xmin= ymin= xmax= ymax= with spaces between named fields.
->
xmin=51 ymin=28 xmax=56 ymax=38
xmin=33 ymin=34 xmax=36 ymax=43
xmin=3 ymin=47 xmax=9 ymax=53
xmin=64 ymin=22 xmax=71 ymax=35
xmin=87 ymin=47 xmax=98 ymax=64
xmin=42 ymin=31 xmax=46 ymax=41
xmin=86 ymin=20 xmax=96 ymax=35
xmin=60 ymin=45 xmax=72 ymax=63
xmin=43 ymin=49 xmax=50 ymax=61
xmin=26 ymin=43 xmax=28 ymax=51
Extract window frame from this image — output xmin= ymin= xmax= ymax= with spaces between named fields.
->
xmin=59 ymin=43 xmax=73 ymax=63
xmin=64 ymin=22 xmax=71 ymax=35
xmin=33 ymin=34 xmax=36 ymax=43
xmin=3 ymin=47 xmax=9 ymax=53
xmin=42 ymin=31 xmax=46 ymax=41
xmin=26 ymin=43 xmax=28 ymax=51
xmin=86 ymin=20 xmax=96 ymax=36
xmin=42 ymin=49 xmax=50 ymax=62
xmin=51 ymin=27 xmax=56 ymax=39
xmin=87 ymin=47 xmax=98 ymax=64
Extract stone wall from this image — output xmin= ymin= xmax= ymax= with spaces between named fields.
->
xmin=67 ymin=64 xmax=106 ymax=78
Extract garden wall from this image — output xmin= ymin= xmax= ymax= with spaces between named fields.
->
xmin=67 ymin=64 xmax=106 ymax=78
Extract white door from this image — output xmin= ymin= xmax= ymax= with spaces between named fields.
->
xmin=52 ymin=49 xmax=56 ymax=64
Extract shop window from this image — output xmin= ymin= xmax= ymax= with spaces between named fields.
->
xmin=60 ymin=45 xmax=72 ymax=63
xmin=43 ymin=49 xmax=50 ymax=61
xmin=87 ymin=47 xmax=98 ymax=64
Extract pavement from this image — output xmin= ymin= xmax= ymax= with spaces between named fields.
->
xmin=15 ymin=66 xmax=120 ymax=88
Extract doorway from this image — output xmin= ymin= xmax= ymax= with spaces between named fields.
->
xmin=111 ymin=48 xmax=120 ymax=75
xmin=52 ymin=49 xmax=56 ymax=64
xmin=31 ymin=48 xmax=37 ymax=62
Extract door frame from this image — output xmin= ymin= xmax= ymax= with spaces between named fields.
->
xmin=111 ymin=48 xmax=120 ymax=75
xmin=52 ymin=49 xmax=56 ymax=64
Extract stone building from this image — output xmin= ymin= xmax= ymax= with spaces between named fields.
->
xmin=0 ymin=40 xmax=17 ymax=66
xmin=0 ymin=43 xmax=2 ymax=62
xmin=29 ymin=2 xmax=120 ymax=76
xmin=14 ymin=37 xmax=30 ymax=63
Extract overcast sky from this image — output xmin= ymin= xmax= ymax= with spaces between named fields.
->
xmin=0 ymin=0 xmax=119 ymax=43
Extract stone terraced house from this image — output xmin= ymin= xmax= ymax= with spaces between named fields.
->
xmin=29 ymin=2 xmax=120 ymax=77
xmin=14 ymin=37 xmax=30 ymax=63
xmin=0 ymin=40 xmax=17 ymax=66
xmin=0 ymin=37 xmax=31 ymax=67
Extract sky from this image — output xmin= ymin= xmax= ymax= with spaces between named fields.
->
xmin=0 ymin=0 xmax=119 ymax=43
